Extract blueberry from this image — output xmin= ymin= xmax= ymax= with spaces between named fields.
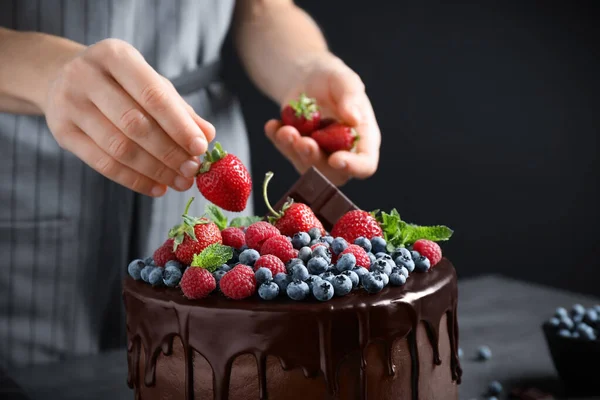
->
xmin=370 ymin=237 xmax=387 ymax=254
xmin=163 ymin=265 xmax=182 ymax=287
xmin=309 ymin=239 xmax=319 ymax=246
xmin=548 ymin=317 xmax=561 ymax=327
xmin=353 ymin=267 xmax=369 ymax=280
xmin=148 ymin=267 xmax=164 ymax=286
xmin=584 ymin=309 xmax=598 ymax=325
xmin=389 ymin=272 xmax=407 ymax=286
xmin=476 ymin=346 xmax=492 ymax=361
xmin=320 ymin=236 xmax=334 ymax=246
xmin=373 ymin=270 xmax=389 ymax=286
xmin=164 ymin=260 xmax=183 ymax=270
xmin=128 ymin=259 xmax=145 ymax=280
xmin=594 ymin=304 xmax=600 ymax=314
xmin=572 ymin=304 xmax=586 ymax=316
xmin=258 ymin=281 xmax=280 ymax=300
xmin=332 ymin=275 xmax=353 ymax=296
xmin=331 ymin=237 xmax=348 ymax=255
xmin=354 ymin=237 xmax=372 ymax=253
xmin=255 ymin=267 xmax=273 ymax=284
xmin=458 ymin=347 xmax=464 ymax=359
xmin=367 ymin=252 xmax=377 ymax=264
xmin=143 ymin=256 xmax=154 ymax=266
xmin=218 ymin=264 xmax=232 ymax=273
xmin=335 ymin=253 xmax=356 ymax=272
xmin=298 ymin=246 xmax=312 ymax=263
xmin=308 ymin=227 xmax=322 ymax=240
xmin=488 ymin=380 xmax=502 ymax=395
xmin=274 ymin=273 xmax=291 ymax=294
xmin=375 ymin=252 xmax=389 ymax=260
xmin=140 ymin=265 xmax=156 ymax=283
xmin=341 ymin=270 xmax=359 ymax=288
xmin=362 ymin=272 xmax=385 ymax=293
xmin=558 ymin=329 xmax=571 ymax=338
xmin=395 ymin=255 xmax=416 ymax=273
xmin=291 ymin=264 xmax=309 ymax=281
xmin=394 ymin=266 xmax=409 ymax=278
xmin=558 ymin=317 xmax=574 ymax=330
xmin=580 ymin=328 xmax=597 ymax=341
xmin=392 ymin=247 xmax=412 ymax=261
xmin=287 ymin=280 xmax=310 ymax=300
xmin=306 ymin=275 xmax=323 ymax=293
xmin=213 ymin=270 xmax=227 ymax=285
xmin=555 ymin=307 xmax=568 ymax=319
xmin=488 ymin=397 xmax=498 ymax=400
xmin=410 ymin=250 xmax=420 ymax=260
xmin=239 ymin=249 xmax=260 ymax=266
xmin=292 ymin=232 xmax=311 ymax=249
xmin=572 ymin=314 xmax=584 ymax=324
xmin=312 ymin=245 xmax=332 ymax=262
xmin=307 ymin=256 xmax=329 ymax=275
xmin=319 ymin=271 xmax=336 ymax=283
xmin=572 ymin=331 xmax=581 ymax=339
xmin=229 ymin=249 xmax=240 ymax=263
xmin=313 ymin=280 xmax=334 ymax=301
xmin=371 ymin=259 xmax=392 ymax=276
xmin=413 ymin=256 xmax=430 ymax=273
xmin=286 ymin=258 xmax=304 ymax=273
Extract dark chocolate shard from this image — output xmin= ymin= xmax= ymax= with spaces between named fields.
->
xmin=273 ymin=167 xmax=360 ymax=231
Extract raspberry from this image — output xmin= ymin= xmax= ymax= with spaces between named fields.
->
xmin=339 ymin=244 xmax=370 ymax=269
xmin=180 ymin=267 xmax=216 ymax=299
xmin=152 ymin=238 xmax=178 ymax=267
xmin=245 ymin=221 xmax=280 ymax=251
xmin=221 ymin=227 xmax=246 ymax=249
xmin=412 ymin=239 xmax=442 ymax=267
xmin=260 ymin=235 xmax=296 ymax=263
xmin=254 ymin=254 xmax=286 ymax=276
xmin=220 ymin=265 xmax=257 ymax=300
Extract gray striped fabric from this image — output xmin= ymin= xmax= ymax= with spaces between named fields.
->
xmin=0 ymin=0 xmax=253 ymax=368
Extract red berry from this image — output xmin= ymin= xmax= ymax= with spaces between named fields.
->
xmin=152 ymin=238 xmax=177 ymax=267
xmin=221 ymin=227 xmax=246 ymax=249
xmin=311 ymin=242 xmax=328 ymax=251
xmin=260 ymin=235 xmax=296 ymax=264
xmin=196 ymin=142 xmax=252 ymax=212
xmin=180 ymin=267 xmax=216 ymax=299
xmin=254 ymin=254 xmax=286 ymax=276
xmin=220 ymin=265 xmax=257 ymax=300
xmin=311 ymin=122 xmax=358 ymax=154
xmin=412 ymin=239 xmax=442 ymax=267
xmin=280 ymin=93 xmax=321 ymax=135
xmin=340 ymin=244 xmax=370 ymax=269
xmin=331 ymin=210 xmax=383 ymax=244
xmin=245 ymin=221 xmax=280 ymax=251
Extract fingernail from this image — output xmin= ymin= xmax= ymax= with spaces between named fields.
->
xmin=190 ymin=136 xmax=207 ymax=155
xmin=179 ymin=159 xmax=200 ymax=178
xmin=174 ymin=175 xmax=190 ymax=191
xmin=151 ymin=185 xmax=165 ymax=197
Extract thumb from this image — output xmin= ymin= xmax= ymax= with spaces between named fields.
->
xmin=328 ymin=67 xmax=366 ymax=125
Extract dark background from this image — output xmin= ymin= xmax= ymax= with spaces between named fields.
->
xmin=224 ymin=1 xmax=599 ymax=296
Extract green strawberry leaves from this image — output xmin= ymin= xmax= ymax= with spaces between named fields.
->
xmin=373 ymin=208 xmax=453 ymax=252
xmin=229 ymin=215 xmax=263 ymax=228
xmin=290 ymin=93 xmax=318 ymax=120
xmin=190 ymin=243 xmax=233 ymax=272
xmin=199 ymin=142 xmax=228 ymax=174
xmin=168 ymin=197 xmax=209 ymax=250
xmin=204 ymin=204 xmax=263 ymax=230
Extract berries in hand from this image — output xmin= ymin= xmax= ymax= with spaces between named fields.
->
xmin=239 ymin=248 xmax=261 ymax=266
xmin=254 ymin=267 xmax=273 ymax=284
xmin=340 ymin=244 xmax=370 ymax=269
xmin=253 ymin=254 xmax=287 ymax=276
xmin=221 ymin=227 xmax=246 ymax=249
xmin=281 ymin=93 xmax=321 ymax=135
xmin=412 ymin=239 xmax=442 ymax=267
xmin=370 ymin=237 xmax=387 ymax=254
xmin=196 ymin=142 xmax=252 ymax=212
xmin=335 ymin=253 xmax=356 ymax=272
xmin=331 ymin=210 xmax=383 ymax=244
xmin=307 ymin=256 xmax=329 ymax=275
xmin=163 ymin=265 xmax=183 ymax=287
xmin=260 ymin=234 xmax=296 ymax=263
xmin=153 ymin=238 xmax=178 ymax=267
xmin=220 ymin=264 xmax=257 ymax=300
xmin=311 ymin=122 xmax=358 ymax=154
xmin=312 ymin=280 xmax=334 ymax=302
xmin=413 ymin=255 xmax=431 ymax=272
xmin=287 ymin=280 xmax=310 ymax=301
xmin=180 ymin=267 xmax=216 ymax=299
xmin=291 ymin=232 xmax=311 ymax=249
xmin=148 ymin=267 xmax=164 ymax=286
xmin=245 ymin=221 xmax=281 ymax=251
xmin=341 ymin=270 xmax=359 ymax=288
xmin=258 ymin=281 xmax=280 ymax=300
xmin=389 ymin=272 xmax=407 ymax=286
xmin=332 ymin=274 xmax=353 ymax=296
xmin=353 ymin=237 xmax=372 ymax=253
xmin=273 ymin=273 xmax=292 ymax=294
xmin=361 ymin=272 xmax=385 ymax=293
xmin=128 ymin=259 xmax=145 ymax=280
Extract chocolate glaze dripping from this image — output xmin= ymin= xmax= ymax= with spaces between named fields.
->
xmin=124 ymin=259 xmax=462 ymax=399
xmin=408 ymin=330 xmax=420 ymax=400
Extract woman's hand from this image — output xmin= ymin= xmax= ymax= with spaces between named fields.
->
xmin=43 ymin=38 xmax=215 ymax=197
xmin=265 ymin=54 xmax=381 ymax=186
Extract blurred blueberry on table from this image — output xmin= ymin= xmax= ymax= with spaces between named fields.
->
xmin=298 ymin=246 xmax=312 ymax=263
xmin=313 ymin=280 xmax=334 ymax=301
xmin=555 ymin=307 xmax=568 ymax=319
xmin=354 ymin=237 xmax=372 ymax=253
xmin=557 ymin=329 xmax=571 ymax=338
xmin=335 ymin=253 xmax=356 ymax=272
xmin=584 ymin=308 xmax=598 ymax=325
xmin=331 ymin=237 xmax=348 ymax=255
xmin=291 ymin=232 xmax=310 ymax=249
xmin=487 ymin=397 xmax=498 ymax=400
xmin=341 ymin=270 xmax=359 ymax=288
xmin=258 ymin=281 xmax=279 ymax=300
xmin=286 ymin=280 xmax=310 ymax=300
xmin=163 ymin=265 xmax=182 ymax=287
xmin=128 ymin=259 xmax=145 ymax=280
xmin=255 ymin=267 xmax=273 ymax=284
xmin=558 ymin=316 xmax=574 ymax=330
xmin=488 ymin=380 xmax=503 ymax=395
xmin=308 ymin=256 xmax=329 ymax=275
xmin=458 ymin=347 xmax=463 ymax=359
xmin=308 ymin=227 xmax=321 ymax=240
xmin=477 ymin=345 xmax=492 ymax=361
xmin=148 ymin=267 xmax=164 ymax=286
xmin=140 ymin=265 xmax=156 ymax=283
xmin=274 ymin=273 xmax=291 ymax=293
xmin=370 ymin=237 xmax=387 ymax=254
xmin=548 ymin=317 xmax=560 ymax=327
xmin=571 ymin=303 xmax=586 ymax=316
xmin=239 ymin=249 xmax=260 ymax=266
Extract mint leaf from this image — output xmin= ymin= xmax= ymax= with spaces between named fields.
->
xmin=374 ymin=208 xmax=453 ymax=249
xmin=190 ymin=243 xmax=233 ymax=272
xmin=403 ymin=225 xmax=453 ymax=244
xmin=204 ymin=204 xmax=228 ymax=230
xmin=229 ymin=215 xmax=263 ymax=228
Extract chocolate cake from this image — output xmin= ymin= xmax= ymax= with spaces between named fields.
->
xmin=123 ymin=167 xmax=462 ymax=399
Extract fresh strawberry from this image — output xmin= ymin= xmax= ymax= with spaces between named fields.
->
xmin=152 ymin=238 xmax=177 ymax=267
xmin=311 ymin=122 xmax=358 ymax=154
xmin=168 ymin=197 xmax=223 ymax=265
xmin=412 ymin=239 xmax=443 ymax=267
xmin=339 ymin=244 xmax=370 ymax=269
xmin=262 ymin=171 xmax=325 ymax=237
xmin=253 ymin=254 xmax=287 ymax=276
xmin=221 ymin=227 xmax=246 ymax=249
xmin=180 ymin=267 xmax=216 ymax=299
xmin=260 ymin=235 xmax=296 ymax=263
xmin=220 ymin=265 xmax=257 ymax=300
xmin=331 ymin=210 xmax=383 ymax=244
xmin=245 ymin=221 xmax=280 ymax=251
xmin=281 ymin=93 xmax=321 ymax=135
xmin=196 ymin=142 xmax=252 ymax=212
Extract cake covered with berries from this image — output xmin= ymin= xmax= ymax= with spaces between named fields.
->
xmin=124 ymin=157 xmax=462 ymax=399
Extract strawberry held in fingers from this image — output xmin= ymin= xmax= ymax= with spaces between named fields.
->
xmin=281 ymin=93 xmax=321 ymax=135
xmin=196 ymin=142 xmax=252 ymax=212
xmin=262 ymin=171 xmax=325 ymax=237
xmin=311 ymin=122 xmax=358 ymax=154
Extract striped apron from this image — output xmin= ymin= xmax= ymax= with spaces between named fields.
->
xmin=0 ymin=0 xmax=253 ymax=368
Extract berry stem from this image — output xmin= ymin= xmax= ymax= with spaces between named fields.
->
xmin=262 ymin=172 xmax=282 ymax=218
xmin=184 ymin=197 xmax=195 ymax=215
